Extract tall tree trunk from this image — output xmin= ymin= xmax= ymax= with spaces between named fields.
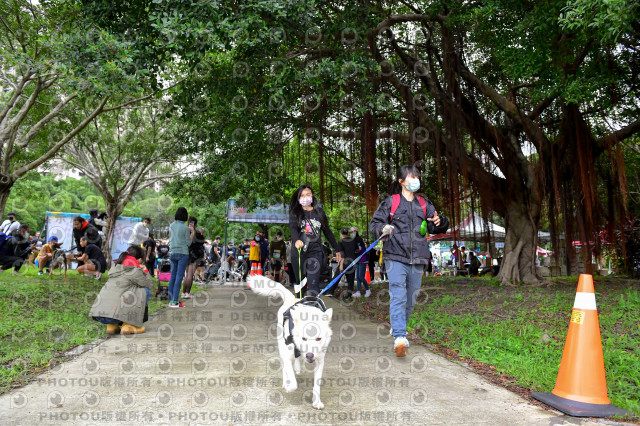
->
xmin=361 ymin=111 xmax=378 ymax=216
xmin=318 ymin=133 xmax=325 ymax=204
xmin=103 ymin=200 xmax=124 ymax=265
xmin=497 ymin=200 xmax=540 ymax=284
xmin=0 ymin=178 xmax=14 ymax=221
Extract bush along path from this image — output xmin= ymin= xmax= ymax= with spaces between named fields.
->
xmin=349 ymin=276 xmax=640 ymax=422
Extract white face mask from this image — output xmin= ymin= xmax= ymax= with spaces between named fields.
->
xmin=404 ymin=177 xmax=420 ymax=192
xmin=299 ymin=196 xmax=313 ymax=206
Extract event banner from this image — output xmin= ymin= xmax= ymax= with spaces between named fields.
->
xmin=226 ymin=199 xmax=289 ymax=224
xmin=45 ymin=212 xmax=141 ymax=261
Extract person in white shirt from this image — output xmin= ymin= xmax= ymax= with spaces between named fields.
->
xmin=128 ymin=218 xmax=151 ymax=246
xmin=0 ymin=212 xmax=20 ymax=234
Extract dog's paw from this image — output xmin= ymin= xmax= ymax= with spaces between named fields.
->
xmin=294 ymin=359 xmax=301 ymax=374
xmin=312 ymin=400 xmax=324 ymax=410
xmin=283 ymin=380 xmax=297 ymax=393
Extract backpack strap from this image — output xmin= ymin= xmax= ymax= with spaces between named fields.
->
xmin=390 ymin=194 xmax=429 ymax=220
xmin=416 ymin=196 xmax=428 ymax=218
xmin=389 ymin=194 xmax=401 ymax=223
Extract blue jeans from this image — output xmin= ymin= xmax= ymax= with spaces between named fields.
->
xmin=356 ymin=263 xmax=369 ymax=291
xmin=386 ymin=260 xmax=424 ymax=338
xmin=168 ymin=253 xmax=189 ymax=303
xmin=95 ymin=288 xmax=151 ymax=324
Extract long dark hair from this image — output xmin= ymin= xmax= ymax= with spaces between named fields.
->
xmin=289 ymin=185 xmax=328 ymax=229
xmin=175 ymin=207 xmax=188 ymax=221
xmin=115 ymin=245 xmax=145 ymax=265
xmin=390 ymin=164 xmax=421 ymax=195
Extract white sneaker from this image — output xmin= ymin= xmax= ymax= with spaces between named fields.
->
xmin=352 ymin=292 xmax=361 ymax=298
xmin=94 ymin=272 xmax=102 ymax=280
xmin=394 ymin=336 xmax=410 ymax=357
xmin=365 ymin=290 xmax=371 ymax=297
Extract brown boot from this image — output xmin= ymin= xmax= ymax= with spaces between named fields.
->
xmin=106 ymin=323 xmax=121 ymax=335
xmin=121 ymin=323 xmax=145 ymax=335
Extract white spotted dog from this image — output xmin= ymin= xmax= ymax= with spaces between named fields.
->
xmin=247 ymin=275 xmax=333 ymax=410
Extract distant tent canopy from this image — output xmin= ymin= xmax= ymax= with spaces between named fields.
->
xmin=427 ymin=213 xmax=505 ymax=242
xmin=428 ymin=213 xmax=552 ymax=243
xmin=537 ymin=247 xmax=553 ymax=255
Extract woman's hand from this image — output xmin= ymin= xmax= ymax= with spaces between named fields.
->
xmin=295 ymin=240 xmax=304 ymax=249
xmin=427 ymin=211 xmax=441 ymax=227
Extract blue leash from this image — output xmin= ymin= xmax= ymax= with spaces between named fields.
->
xmin=319 ymin=233 xmax=387 ymax=296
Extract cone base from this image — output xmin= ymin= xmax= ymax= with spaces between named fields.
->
xmin=532 ymin=392 xmax=630 ymax=418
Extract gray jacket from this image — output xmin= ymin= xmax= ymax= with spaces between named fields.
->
xmin=89 ymin=264 xmax=154 ymax=327
xmin=369 ymin=194 xmax=437 ymax=265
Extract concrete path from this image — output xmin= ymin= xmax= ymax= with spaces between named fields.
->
xmin=0 ymin=282 xmax=616 ymax=425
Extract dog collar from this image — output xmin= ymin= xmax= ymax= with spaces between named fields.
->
xmin=282 ymin=296 xmax=327 ymax=358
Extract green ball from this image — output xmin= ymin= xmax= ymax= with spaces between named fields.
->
xmin=420 ymin=220 xmax=427 ymax=236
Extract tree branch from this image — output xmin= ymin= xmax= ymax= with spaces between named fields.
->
xmin=102 ymin=79 xmax=184 ymax=112
xmin=17 ymin=94 xmax=77 ymax=148
xmin=12 ymin=96 xmax=110 ymax=177
xmin=370 ymin=14 xmax=440 ymax=36
xmin=597 ymin=118 xmax=640 ymax=148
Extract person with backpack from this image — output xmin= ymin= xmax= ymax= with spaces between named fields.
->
xmin=182 ymin=216 xmax=203 ymax=299
xmin=0 ymin=212 xmax=20 ymax=235
xmin=369 ymin=165 xmax=448 ymax=358
xmin=289 ymin=185 xmax=342 ymax=297
xmin=0 ymin=224 xmax=36 ymax=273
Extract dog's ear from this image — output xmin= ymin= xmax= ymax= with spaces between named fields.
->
xmin=324 ymin=308 xmax=333 ymax=323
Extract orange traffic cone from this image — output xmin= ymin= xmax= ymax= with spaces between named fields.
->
xmin=532 ymin=274 xmax=629 ymax=417
xmin=365 ymin=265 xmax=371 ymax=284
xmin=249 ymin=261 xmax=262 ymax=276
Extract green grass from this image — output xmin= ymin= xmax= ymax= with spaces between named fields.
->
xmin=0 ymin=267 xmax=170 ymax=394
xmin=356 ymin=276 xmax=640 ymax=418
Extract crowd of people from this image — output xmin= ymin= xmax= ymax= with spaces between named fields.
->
xmin=0 ymin=165 xmax=452 ymax=355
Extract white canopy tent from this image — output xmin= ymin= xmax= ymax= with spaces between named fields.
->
xmin=428 ymin=213 xmax=552 ymax=244
xmin=427 ymin=213 xmax=506 ymax=242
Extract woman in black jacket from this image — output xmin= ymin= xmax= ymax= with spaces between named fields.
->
xmin=369 ymin=165 xmax=445 ymax=358
xmin=289 ymin=185 xmax=342 ymax=296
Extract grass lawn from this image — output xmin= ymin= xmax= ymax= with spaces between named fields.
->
xmin=0 ymin=267 xmax=179 ymax=394
xmin=351 ymin=276 xmax=640 ymax=420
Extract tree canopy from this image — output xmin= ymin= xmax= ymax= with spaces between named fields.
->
xmin=6 ymin=0 xmax=638 ymax=281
